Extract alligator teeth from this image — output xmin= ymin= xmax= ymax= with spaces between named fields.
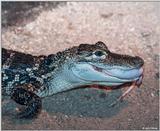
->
xmin=92 ymin=65 xmax=103 ymax=72
xmin=136 ymin=75 xmax=143 ymax=86
xmin=91 ymin=64 xmax=114 ymax=76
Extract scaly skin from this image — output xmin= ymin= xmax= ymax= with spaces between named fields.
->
xmin=2 ymin=41 xmax=144 ymax=118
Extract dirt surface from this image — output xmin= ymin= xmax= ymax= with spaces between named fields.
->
xmin=2 ymin=2 xmax=159 ymax=130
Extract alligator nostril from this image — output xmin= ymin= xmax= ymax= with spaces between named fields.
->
xmin=134 ymin=56 xmax=144 ymax=67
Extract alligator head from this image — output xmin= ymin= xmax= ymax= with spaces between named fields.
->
xmin=62 ymin=41 xmax=144 ymax=87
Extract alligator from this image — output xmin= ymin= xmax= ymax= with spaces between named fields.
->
xmin=2 ymin=41 xmax=144 ymax=118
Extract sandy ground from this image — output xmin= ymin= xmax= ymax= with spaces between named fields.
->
xmin=1 ymin=2 xmax=159 ymax=130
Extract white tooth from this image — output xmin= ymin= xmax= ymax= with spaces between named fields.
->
xmin=136 ymin=76 xmax=143 ymax=85
xmin=139 ymin=68 xmax=143 ymax=74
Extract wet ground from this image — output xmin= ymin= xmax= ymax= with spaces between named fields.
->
xmin=1 ymin=2 xmax=159 ymax=130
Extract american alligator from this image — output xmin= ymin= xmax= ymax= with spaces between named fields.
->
xmin=2 ymin=41 xmax=144 ymax=118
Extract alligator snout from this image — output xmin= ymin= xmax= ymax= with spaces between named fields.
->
xmin=107 ymin=52 xmax=144 ymax=69
xmin=133 ymin=56 xmax=144 ymax=68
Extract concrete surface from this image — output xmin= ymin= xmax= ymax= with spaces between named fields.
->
xmin=2 ymin=2 xmax=159 ymax=130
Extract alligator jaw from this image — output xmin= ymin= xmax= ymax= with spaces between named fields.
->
xmin=91 ymin=63 xmax=143 ymax=81
xmin=71 ymin=61 xmax=144 ymax=87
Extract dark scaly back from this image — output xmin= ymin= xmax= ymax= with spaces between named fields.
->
xmin=2 ymin=46 xmax=78 ymax=96
xmin=2 ymin=48 xmax=45 ymax=69
xmin=2 ymin=48 xmax=46 ymax=95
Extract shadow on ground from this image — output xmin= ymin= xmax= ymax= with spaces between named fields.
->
xmin=43 ymin=88 xmax=127 ymax=118
xmin=2 ymin=88 xmax=127 ymax=125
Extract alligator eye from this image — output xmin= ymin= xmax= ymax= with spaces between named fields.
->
xmin=94 ymin=51 xmax=105 ymax=57
xmin=93 ymin=50 xmax=106 ymax=59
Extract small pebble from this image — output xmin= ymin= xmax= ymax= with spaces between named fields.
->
xmin=53 ymin=116 xmax=57 ymax=119
xmin=64 ymin=115 xmax=69 ymax=118
xmin=141 ymin=32 xmax=151 ymax=37
xmin=151 ymin=93 xmax=155 ymax=97
xmin=79 ymin=115 xmax=83 ymax=118
xmin=128 ymin=118 xmax=132 ymax=121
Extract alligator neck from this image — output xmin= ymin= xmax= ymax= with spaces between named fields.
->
xmin=36 ymin=47 xmax=79 ymax=97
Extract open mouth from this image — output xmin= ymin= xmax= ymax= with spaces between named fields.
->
xmin=71 ymin=62 xmax=144 ymax=86
xmin=91 ymin=64 xmax=143 ymax=86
